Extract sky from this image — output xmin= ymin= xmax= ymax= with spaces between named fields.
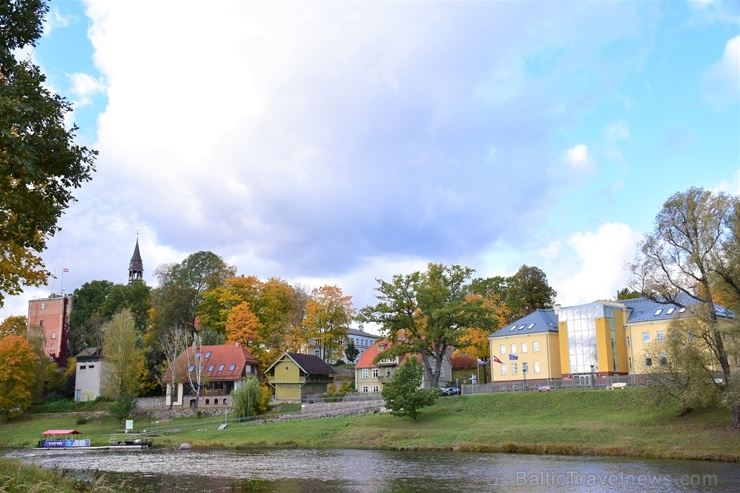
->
xmin=2 ymin=0 xmax=739 ymax=325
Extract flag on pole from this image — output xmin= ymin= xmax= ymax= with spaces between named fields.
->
xmin=63 ymin=268 xmax=69 ymax=272
xmin=492 ymin=355 xmax=503 ymax=364
xmin=508 ymin=354 xmax=518 ymax=361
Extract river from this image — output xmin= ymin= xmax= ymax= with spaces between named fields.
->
xmin=5 ymin=448 xmax=740 ymax=492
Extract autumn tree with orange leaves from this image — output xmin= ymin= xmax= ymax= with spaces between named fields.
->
xmin=304 ymin=285 xmax=355 ymax=363
xmin=0 ymin=334 xmax=39 ymax=419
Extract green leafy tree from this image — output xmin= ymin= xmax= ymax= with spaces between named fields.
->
xmin=102 ymin=309 xmax=143 ymax=398
xmin=344 ymin=339 xmax=359 ymax=363
xmin=360 ymin=263 xmax=494 ymax=388
xmin=0 ymin=334 xmax=39 ymax=419
xmin=629 ymin=187 xmax=740 ymax=427
xmin=0 ymin=0 xmax=96 ymax=307
xmin=232 ymin=375 xmax=262 ymax=418
xmin=109 ymin=394 xmax=137 ymax=423
xmin=615 ymin=288 xmax=642 ymax=300
xmin=381 ymin=358 xmax=438 ymax=422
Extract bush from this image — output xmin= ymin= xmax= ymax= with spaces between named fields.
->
xmin=232 ymin=375 xmax=262 ymax=418
xmin=109 ymin=394 xmax=136 ymax=423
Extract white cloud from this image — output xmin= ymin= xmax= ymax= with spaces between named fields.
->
xmin=702 ymin=35 xmax=740 ymax=106
xmin=42 ymin=6 xmax=72 ymax=37
xmin=68 ymin=72 xmax=105 ymax=107
xmin=566 ymin=144 xmax=594 ymax=171
xmin=556 ymin=223 xmax=642 ymax=306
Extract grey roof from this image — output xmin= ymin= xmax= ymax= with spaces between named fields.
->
xmin=129 ymin=238 xmax=143 ymax=272
xmin=76 ymin=347 xmax=102 ymax=359
xmin=347 ymin=328 xmax=379 ymax=338
xmin=286 ymin=352 xmax=337 ymax=375
xmin=489 ymin=309 xmax=558 ymax=338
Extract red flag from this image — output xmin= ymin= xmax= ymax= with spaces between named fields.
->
xmin=492 ymin=355 xmax=503 ymax=364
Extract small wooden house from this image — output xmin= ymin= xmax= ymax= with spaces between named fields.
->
xmin=264 ymin=352 xmax=337 ymax=401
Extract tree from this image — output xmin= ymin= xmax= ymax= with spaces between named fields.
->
xmin=381 ymin=358 xmax=438 ymax=422
xmin=0 ymin=334 xmax=39 ymax=419
xmin=0 ymin=314 xmax=26 ymax=338
xmin=225 ymin=301 xmax=263 ymax=360
xmin=344 ymin=339 xmax=359 ymax=363
xmin=69 ymin=280 xmax=114 ymax=353
xmin=157 ymin=324 xmax=188 ymax=410
xmin=505 ymin=265 xmax=557 ymax=322
xmin=304 ymin=285 xmax=355 ymax=363
xmin=359 ymin=263 xmax=494 ymax=388
xmin=232 ymin=375 xmax=262 ymax=418
xmin=109 ymin=393 xmax=137 ymax=423
xmin=101 ymin=309 xmax=143 ymax=398
xmin=0 ymin=0 xmax=96 ymax=307
xmin=629 ymin=187 xmax=740 ymax=427
xmin=183 ymin=334 xmax=209 ymax=408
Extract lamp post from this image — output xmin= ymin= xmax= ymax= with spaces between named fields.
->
xmin=590 ymin=364 xmax=595 ymax=388
xmin=523 ymin=367 xmax=527 ymax=390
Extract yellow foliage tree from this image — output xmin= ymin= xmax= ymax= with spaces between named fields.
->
xmin=0 ymin=334 xmax=39 ymax=419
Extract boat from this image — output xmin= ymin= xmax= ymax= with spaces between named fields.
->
xmin=37 ymin=429 xmax=153 ymax=450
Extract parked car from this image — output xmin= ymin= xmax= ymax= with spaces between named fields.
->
xmin=439 ymin=386 xmax=460 ymax=396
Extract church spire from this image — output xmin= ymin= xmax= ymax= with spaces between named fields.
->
xmin=128 ymin=235 xmax=144 ymax=284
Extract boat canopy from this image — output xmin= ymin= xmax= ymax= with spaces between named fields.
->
xmin=41 ymin=429 xmax=81 ymax=436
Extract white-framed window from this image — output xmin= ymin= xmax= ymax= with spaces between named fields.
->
xmin=533 ymin=361 xmax=540 ymax=374
xmin=500 ymin=344 xmax=506 ymax=355
xmin=510 ymin=343 xmax=517 ymax=354
xmin=372 ymin=385 xmax=379 ymax=393
xmin=642 ymin=332 xmax=650 ymax=344
xmin=644 ymin=354 xmax=653 ymax=367
xmin=440 ymin=366 xmax=445 ymax=378
xmin=532 ymin=341 xmax=539 ymax=352
xmin=362 ymin=369 xmax=368 ymax=379
xmin=372 ymin=368 xmax=379 ymax=378
xmin=386 ymin=368 xmax=391 ymax=377
xmin=51 ymin=331 xmax=56 ymax=339
xmin=50 ymin=343 xmax=55 ymax=351
xmin=501 ymin=364 xmax=507 ymax=376
xmin=522 ymin=342 xmax=528 ymax=353
xmin=657 ymin=331 xmax=665 ymax=342
xmin=41 ymin=302 xmax=45 ymax=309
xmin=512 ymin=363 xmax=518 ymax=374
xmin=362 ymin=386 xmax=369 ymax=393
xmin=522 ymin=362 xmax=529 ymax=374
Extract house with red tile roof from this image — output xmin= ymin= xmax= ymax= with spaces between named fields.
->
xmin=163 ymin=342 xmax=260 ymax=407
xmin=354 ymin=340 xmax=453 ymax=394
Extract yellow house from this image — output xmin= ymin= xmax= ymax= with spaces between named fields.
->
xmin=264 ymin=352 xmax=337 ymax=401
xmin=489 ymin=294 xmax=734 ymax=386
xmin=489 ymin=309 xmax=562 ymax=385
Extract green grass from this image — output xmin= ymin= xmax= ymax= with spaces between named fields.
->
xmin=0 ymin=457 xmax=119 ymax=492
xmin=2 ymin=389 xmax=739 ymax=461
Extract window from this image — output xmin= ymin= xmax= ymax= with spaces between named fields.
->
xmin=41 ymin=302 xmax=45 ymax=309
xmin=208 ymin=365 xmax=215 ymax=372
xmin=667 ymin=307 xmax=675 ymax=315
xmin=533 ymin=361 xmax=540 ymax=374
xmin=229 ymin=364 xmax=236 ymax=371
xmin=654 ymin=309 xmax=662 ymax=316
xmin=642 ymin=332 xmax=650 ymax=344
xmin=528 ymin=323 xmax=535 ymax=329
xmin=39 ymin=320 xmax=44 ymax=327
xmin=501 ymin=364 xmax=507 ymax=376
xmin=440 ymin=367 xmax=445 ymax=378
xmin=512 ymin=363 xmax=518 ymax=374
xmin=522 ymin=343 xmax=528 ymax=353
xmin=532 ymin=341 xmax=539 ymax=353
xmin=510 ymin=343 xmax=516 ymax=354
xmin=188 ymin=365 xmax=195 ymax=372
xmin=362 ymin=369 xmax=368 ymax=379
xmin=644 ymin=354 xmax=653 ymax=368
xmin=372 ymin=386 xmax=379 ymax=393
xmin=372 ymin=369 xmax=379 ymax=378
xmin=657 ymin=331 xmax=665 ymax=342
xmin=205 ymin=352 xmax=211 ymax=358
xmin=89 ymin=365 xmax=95 ymax=369
xmin=80 ymin=365 xmax=86 ymax=370
xmin=522 ymin=362 xmax=529 ymax=374
xmin=196 ymin=352 xmax=201 ymax=359
xmin=50 ymin=343 xmax=55 ymax=351
xmin=659 ymin=354 xmax=668 ymax=366
xmin=51 ymin=331 xmax=56 ymax=339
xmin=627 ymin=336 xmax=630 ymax=347
xmin=500 ymin=344 xmax=506 ymax=355
xmin=362 ymin=386 xmax=369 ymax=393
xmin=218 ymin=364 xmax=225 ymax=371
xmin=385 ymin=368 xmax=391 ymax=377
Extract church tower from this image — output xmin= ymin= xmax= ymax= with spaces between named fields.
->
xmin=128 ymin=236 xmax=144 ymax=284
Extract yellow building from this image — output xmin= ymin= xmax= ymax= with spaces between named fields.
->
xmin=489 ymin=294 xmax=734 ymax=386
xmin=264 ymin=352 xmax=337 ymax=401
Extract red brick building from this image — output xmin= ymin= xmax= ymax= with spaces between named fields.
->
xmin=27 ymin=294 xmax=74 ymax=367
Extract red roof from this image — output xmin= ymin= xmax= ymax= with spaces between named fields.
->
xmin=163 ymin=343 xmax=260 ymax=382
xmin=355 ymin=339 xmax=424 ymax=369
xmin=41 ymin=429 xmax=80 ymax=436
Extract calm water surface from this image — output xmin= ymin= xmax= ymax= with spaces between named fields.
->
xmin=6 ymin=448 xmax=740 ymax=493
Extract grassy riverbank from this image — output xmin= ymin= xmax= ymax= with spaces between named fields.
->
xmin=2 ymin=388 xmax=738 ymax=461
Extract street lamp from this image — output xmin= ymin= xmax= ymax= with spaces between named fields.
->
xmin=590 ymin=364 xmax=595 ymax=388
xmin=523 ymin=367 xmax=527 ymax=390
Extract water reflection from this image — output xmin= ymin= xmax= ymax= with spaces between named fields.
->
xmin=5 ymin=448 xmax=740 ymax=492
